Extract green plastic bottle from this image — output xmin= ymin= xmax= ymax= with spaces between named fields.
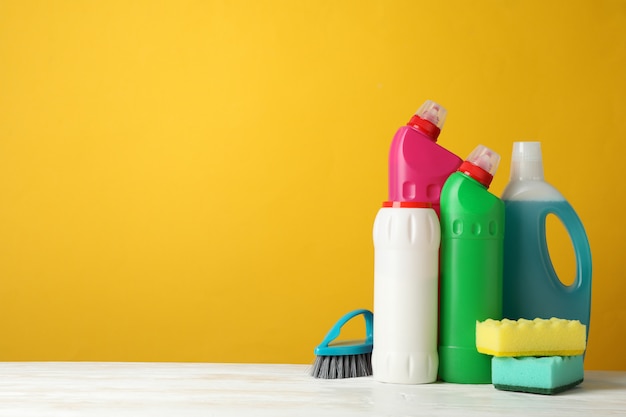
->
xmin=438 ymin=145 xmax=505 ymax=384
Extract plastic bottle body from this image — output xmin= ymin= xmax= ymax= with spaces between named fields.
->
xmin=388 ymin=126 xmax=462 ymax=215
xmin=502 ymin=181 xmax=592 ymax=339
xmin=438 ymin=172 xmax=505 ymax=384
xmin=372 ymin=204 xmax=440 ymax=384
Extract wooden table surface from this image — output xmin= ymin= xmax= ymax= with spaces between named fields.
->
xmin=0 ymin=362 xmax=624 ymax=416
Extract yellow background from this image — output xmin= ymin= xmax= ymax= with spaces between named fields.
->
xmin=0 ymin=1 xmax=624 ymax=370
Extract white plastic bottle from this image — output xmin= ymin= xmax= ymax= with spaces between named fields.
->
xmin=372 ymin=201 xmax=440 ymax=384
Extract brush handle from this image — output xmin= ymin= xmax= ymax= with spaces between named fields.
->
xmin=314 ymin=309 xmax=373 ymax=356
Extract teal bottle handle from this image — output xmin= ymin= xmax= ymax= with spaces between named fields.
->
xmin=542 ymin=202 xmax=592 ymax=293
xmin=314 ymin=309 xmax=373 ymax=356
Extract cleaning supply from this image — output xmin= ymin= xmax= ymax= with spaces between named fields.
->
xmin=476 ymin=317 xmax=586 ymax=395
xmin=438 ymin=145 xmax=505 ymax=384
xmin=372 ymin=201 xmax=440 ymax=384
xmin=476 ymin=317 xmax=586 ymax=357
xmin=310 ymin=309 xmax=373 ymax=379
xmin=491 ymin=356 xmax=584 ymax=395
xmin=387 ymin=100 xmax=462 ymax=216
xmin=501 ymin=142 xmax=592 ymax=340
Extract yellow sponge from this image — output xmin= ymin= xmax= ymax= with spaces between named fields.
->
xmin=476 ymin=318 xmax=586 ymax=357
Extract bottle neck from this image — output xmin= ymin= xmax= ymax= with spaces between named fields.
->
xmin=383 ymin=201 xmax=432 ymax=208
xmin=458 ymin=161 xmax=493 ymax=188
xmin=509 ymin=159 xmax=545 ymax=181
xmin=406 ymin=116 xmax=440 ymax=141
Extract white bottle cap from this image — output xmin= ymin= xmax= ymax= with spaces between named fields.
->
xmin=466 ymin=144 xmax=500 ymax=177
xmin=510 ymin=141 xmax=544 ymax=181
xmin=415 ymin=100 xmax=447 ymax=130
xmin=407 ymin=100 xmax=448 ymax=141
xmin=458 ymin=145 xmax=501 ymax=188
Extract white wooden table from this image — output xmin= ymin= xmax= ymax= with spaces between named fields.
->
xmin=0 ymin=362 xmax=623 ymax=416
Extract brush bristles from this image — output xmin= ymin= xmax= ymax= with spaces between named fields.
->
xmin=310 ymin=352 xmax=372 ymax=379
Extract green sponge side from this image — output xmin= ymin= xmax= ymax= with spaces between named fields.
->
xmin=492 ymin=356 xmax=584 ymax=395
xmin=494 ymin=378 xmax=583 ymax=395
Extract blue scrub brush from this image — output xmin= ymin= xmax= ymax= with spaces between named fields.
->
xmin=310 ymin=309 xmax=373 ymax=379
